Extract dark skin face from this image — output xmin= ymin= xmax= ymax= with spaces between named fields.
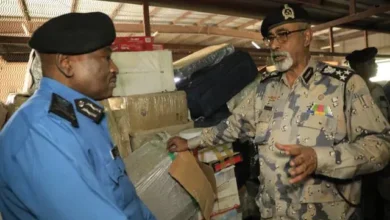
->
xmin=40 ymin=46 xmax=118 ymax=100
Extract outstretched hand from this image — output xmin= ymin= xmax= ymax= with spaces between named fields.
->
xmin=275 ymin=143 xmax=318 ymax=184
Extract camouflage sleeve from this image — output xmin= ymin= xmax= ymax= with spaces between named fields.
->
xmin=313 ymin=75 xmax=390 ymax=179
xmin=371 ymin=86 xmax=390 ymax=121
xmin=188 ymin=90 xmax=257 ymax=149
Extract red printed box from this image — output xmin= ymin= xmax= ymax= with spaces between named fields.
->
xmin=112 ymin=37 xmax=154 ymax=52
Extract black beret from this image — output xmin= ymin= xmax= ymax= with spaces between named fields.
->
xmin=29 ymin=12 xmax=116 ymax=55
xmin=346 ymin=47 xmax=378 ymax=64
xmin=261 ymin=4 xmax=310 ymax=37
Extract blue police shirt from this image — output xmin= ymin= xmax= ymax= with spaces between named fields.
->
xmin=0 ymin=77 xmax=156 ymax=220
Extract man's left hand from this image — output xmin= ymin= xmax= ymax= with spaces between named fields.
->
xmin=275 ymin=143 xmax=318 ymax=184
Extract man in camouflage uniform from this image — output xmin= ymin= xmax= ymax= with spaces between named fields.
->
xmin=168 ymin=4 xmax=390 ymax=220
xmin=347 ymin=48 xmax=390 ymax=220
xmin=346 ymin=47 xmax=390 ymax=120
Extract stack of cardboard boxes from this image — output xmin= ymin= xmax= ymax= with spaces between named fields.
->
xmin=179 ymin=129 xmax=243 ymax=219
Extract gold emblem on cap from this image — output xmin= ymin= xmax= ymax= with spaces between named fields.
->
xmin=282 ymin=4 xmax=295 ymax=20
xmin=318 ymin=94 xmax=324 ymax=100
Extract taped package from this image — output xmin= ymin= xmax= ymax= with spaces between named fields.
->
xmin=101 ymin=100 xmax=132 ymax=157
xmin=5 ymin=93 xmax=30 ymax=117
xmin=112 ymin=50 xmax=176 ymax=96
xmin=197 ymin=144 xmax=234 ymax=163
xmin=173 ymin=43 xmax=235 ymax=82
xmin=0 ymin=102 xmax=8 ymax=130
xmin=108 ymin=91 xmax=189 ymax=132
xmin=197 ymin=167 xmax=240 ymax=220
xmin=124 ymin=133 xmax=217 ymax=220
xmin=130 ymin=121 xmax=194 ymax=151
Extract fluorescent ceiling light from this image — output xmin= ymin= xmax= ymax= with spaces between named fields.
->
xmin=21 ymin=23 xmax=29 ymax=36
xmin=320 ymin=44 xmax=340 ymax=50
xmin=251 ymin=41 xmax=261 ymax=49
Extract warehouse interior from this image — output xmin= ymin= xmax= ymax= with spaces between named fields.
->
xmin=1 ymin=0 xmax=390 ymax=219
xmin=1 ymin=0 xmax=390 ymax=101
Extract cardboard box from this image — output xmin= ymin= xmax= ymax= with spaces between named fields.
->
xmin=0 ymin=102 xmax=8 ymax=130
xmin=111 ymin=50 xmax=176 ymax=96
xmin=108 ymin=91 xmax=189 ymax=132
xmin=198 ymin=144 xmax=234 ymax=163
xmin=101 ymin=100 xmax=132 ymax=157
xmin=197 ymin=175 xmax=241 ymax=220
xmin=215 ymin=166 xmax=236 ymax=188
xmin=152 ymin=44 xmax=164 ymax=50
xmin=130 ymin=121 xmax=194 ymax=151
xmin=205 ymin=153 xmax=243 ymax=173
xmin=5 ymin=93 xmax=30 ymax=117
xmin=112 ymin=37 xmax=154 ymax=52
xmin=169 ymin=151 xmax=217 ymax=220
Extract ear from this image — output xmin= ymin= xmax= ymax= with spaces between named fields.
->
xmin=303 ymin=28 xmax=313 ymax=47
xmin=55 ymin=54 xmax=73 ymax=78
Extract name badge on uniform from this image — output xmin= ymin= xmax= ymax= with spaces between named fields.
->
xmin=110 ymin=146 xmax=120 ymax=159
xmin=264 ymin=105 xmax=273 ymax=111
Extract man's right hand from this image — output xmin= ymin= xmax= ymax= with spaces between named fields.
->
xmin=167 ymin=136 xmax=189 ymax=152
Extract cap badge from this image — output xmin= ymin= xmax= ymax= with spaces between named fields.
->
xmin=282 ymin=4 xmax=295 ymax=20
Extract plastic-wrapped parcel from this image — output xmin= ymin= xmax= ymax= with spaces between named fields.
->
xmin=173 ymin=44 xmax=234 ymax=83
xmin=123 ymin=133 xmax=198 ymax=220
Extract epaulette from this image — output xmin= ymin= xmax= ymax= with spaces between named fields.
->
xmin=75 ymin=98 xmax=105 ymax=124
xmin=317 ymin=62 xmax=355 ymax=83
xmin=260 ymin=70 xmax=283 ymax=83
xmin=49 ymin=93 xmax=79 ymax=128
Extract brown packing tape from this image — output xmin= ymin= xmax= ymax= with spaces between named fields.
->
xmin=112 ymin=110 xmax=132 ymax=154
xmin=5 ymin=93 xmax=30 ymax=118
xmin=169 ymin=151 xmax=217 ymax=220
xmin=101 ymin=100 xmax=131 ymax=158
xmin=130 ymin=121 xmax=194 ymax=151
xmin=108 ymin=91 xmax=189 ymax=132
xmin=0 ymin=102 xmax=8 ymax=130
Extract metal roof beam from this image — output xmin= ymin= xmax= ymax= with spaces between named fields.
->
xmin=237 ymin=20 xmax=261 ymax=30
xmin=0 ymin=21 xmax=263 ymax=41
xmin=111 ymin=3 xmax=125 ymax=19
xmin=172 ymin=11 xmax=192 ymax=24
xmin=71 ymin=0 xmax=79 ymax=12
xmin=217 ymin=17 xmax=238 ymax=27
xmin=312 ymin=5 xmax=390 ymax=32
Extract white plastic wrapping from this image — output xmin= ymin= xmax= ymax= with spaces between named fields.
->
xmin=173 ymin=44 xmax=235 ymax=83
xmin=22 ymin=50 xmax=42 ymax=95
xmin=124 ymin=133 xmax=198 ymax=220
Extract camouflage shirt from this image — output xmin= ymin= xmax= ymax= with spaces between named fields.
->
xmin=369 ymin=83 xmax=390 ymax=121
xmin=189 ymin=59 xmax=390 ymax=220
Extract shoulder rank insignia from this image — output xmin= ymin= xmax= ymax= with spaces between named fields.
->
xmin=260 ymin=70 xmax=283 ymax=83
xmin=318 ymin=62 xmax=355 ymax=83
xmin=74 ymin=98 xmax=104 ymax=124
xmin=49 ymin=93 xmax=79 ymax=128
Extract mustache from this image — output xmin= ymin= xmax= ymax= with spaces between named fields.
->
xmin=271 ymin=51 xmax=290 ymax=57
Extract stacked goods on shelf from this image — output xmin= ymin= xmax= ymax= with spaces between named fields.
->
xmin=179 ymin=128 xmax=243 ymax=219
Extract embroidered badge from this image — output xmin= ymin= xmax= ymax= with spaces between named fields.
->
xmin=74 ymin=98 xmax=105 ymax=124
xmin=308 ymin=103 xmax=333 ymax=117
xmin=282 ymin=4 xmax=295 ymax=20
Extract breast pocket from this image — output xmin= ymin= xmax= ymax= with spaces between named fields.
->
xmin=298 ymin=112 xmax=335 ymax=147
xmin=106 ymin=158 xmax=136 ymax=206
xmin=254 ymin=110 xmax=273 ymax=144
xmin=106 ymin=159 xmax=125 ymax=184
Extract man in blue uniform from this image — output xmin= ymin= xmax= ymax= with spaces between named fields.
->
xmin=0 ymin=12 xmax=155 ymax=220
